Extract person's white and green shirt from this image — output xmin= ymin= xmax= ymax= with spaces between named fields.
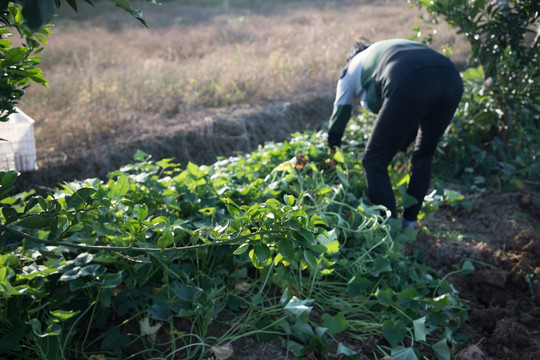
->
xmin=327 ymin=38 xmax=454 ymax=148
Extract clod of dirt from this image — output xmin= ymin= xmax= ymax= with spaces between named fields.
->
xmin=470 ymin=268 xmax=510 ymax=306
xmin=472 ymin=269 xmax=508 ymax=289
xmin=360 ymin=336 xmax=380 ymax=355
xmin=457 ymin=343 xmax=485 ymax=360
xmin=468 ymin=308 xmax=500 ymax=333
xmin=488 ymin=318 xmax=536 ymax=350
xmin=511 ymin=230 xmax=540 ymax=256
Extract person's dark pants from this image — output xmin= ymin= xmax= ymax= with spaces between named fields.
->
xmin=361 ymin=66 xmax=463 ymax=221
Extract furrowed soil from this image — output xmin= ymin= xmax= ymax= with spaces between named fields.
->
xmin=11 ymin=1 xmax=540 ymax=359
xmin=415 ymin=186 xmax=540 ymax=360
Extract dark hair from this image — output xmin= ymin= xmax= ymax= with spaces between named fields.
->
xmin=345 ymin=37 xmax=371 ymax=63
xmin=339 ymin=37 xmax=371 ymax=79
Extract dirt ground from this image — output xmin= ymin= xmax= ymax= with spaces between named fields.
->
xmin=414 ymin=183 xmax=540 ymax=360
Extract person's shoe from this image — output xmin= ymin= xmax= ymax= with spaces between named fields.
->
xmin=402 ymin=218 xmax=415 ymax=229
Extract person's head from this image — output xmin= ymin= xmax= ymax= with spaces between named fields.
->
xmin=345 ymin=38 xmax=371 ymax=63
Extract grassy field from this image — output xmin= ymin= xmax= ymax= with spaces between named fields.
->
xmin=17 ymin=0 xmax=469 ymax=190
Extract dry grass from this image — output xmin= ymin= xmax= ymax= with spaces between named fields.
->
xmin=16 ymin=0 xmax=470 ymax=190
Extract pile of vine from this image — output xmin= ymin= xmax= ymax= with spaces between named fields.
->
xmin=0 ymin=111 xmax=475 ymax=360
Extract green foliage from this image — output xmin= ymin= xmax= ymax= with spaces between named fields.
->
xmin=0 ymin=4 xmax=49 ymax=121
xmin=435 ymin=65 xmax=540 ymax=188
xmin=0 ymin=0 xmax=159 ymax=121
xmin=0 ymin=119 xmax=468 ymax=359
xmin=410 ymin=0 xmax=540 ymax=184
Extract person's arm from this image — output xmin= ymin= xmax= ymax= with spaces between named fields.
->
xmin=327 ymin=51 xmax=366 ymax=149
xmin=327 ymin=104 xmax=352 ymax=149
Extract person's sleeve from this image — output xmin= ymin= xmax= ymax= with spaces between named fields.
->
xmin=327 ymin=104 xmax=352 ymax=149
xmin=327 ymin=61 xmax=363 ymax=149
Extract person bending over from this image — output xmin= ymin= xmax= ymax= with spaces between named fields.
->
xmin=327 ymin=38 xmax=463 ymax=228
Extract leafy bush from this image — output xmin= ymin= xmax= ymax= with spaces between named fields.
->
xmin=435 ymin=66 xmax=540 ymax=189
xmin=0 ymin=4 xmax=48 ymax=122
xmin=411 ymin=0 xmax=540 ymax=185
xmin=1 ymin=118 xmax=469 ymax=359
xmin=0 ymin=0 xmax=158 ymax=122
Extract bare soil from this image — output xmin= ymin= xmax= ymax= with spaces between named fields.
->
xmin=414 ymin=185 xmax=540 ymax=360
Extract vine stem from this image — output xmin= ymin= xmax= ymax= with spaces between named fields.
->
xmin=0 ymin=223 xmax=240 ymax=253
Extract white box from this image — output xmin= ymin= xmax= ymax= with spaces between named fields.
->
xmin=0 ymin=107 xmax=37 ymax=172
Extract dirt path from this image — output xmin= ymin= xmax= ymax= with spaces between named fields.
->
xmin=416 ymin=184 xmax=540 ymax=360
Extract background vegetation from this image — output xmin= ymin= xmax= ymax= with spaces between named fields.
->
xmin=9 ymin=0 xmax=470 ymax=189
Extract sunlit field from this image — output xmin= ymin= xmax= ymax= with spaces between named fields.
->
xmin=18 ymin=0 xmax=469 ymax=189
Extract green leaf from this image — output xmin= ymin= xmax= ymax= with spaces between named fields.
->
xmin=1 ymin=207 xmax=19 ymax=223
xmin=1 ymin=170 xmax=18 ymax=188
xmin=147 ymin=303 xmax=169 ymax=321
xmin=134 ymin=203 xmax=149 ymax=221
xmin=284 ymin=297 xmax=313 ymax=320
xmin=332 ymin=150 xmax=345 ymax=163
xmin=0 ymin=254 xmax=19 ymax=267
xmin=0 ymin=323 xmax=28 ymax=352
xmin=98 ymin=272 xmax=123 ymax=288
xmin=29 ymin=319 xmax=61 ymax=338
xmin=21 ymin=0 xmax=55 ymax=31
xmin=65 ymin=0 xmax=78 ymax=11
xmin=432 ymin=338 xmax=451 ymax=360
xmin=251 ymin=293 xmax=264 ymax=306
xmin=2 ymin=47 xmax=27 ymax=66
xmin=233 ymin=243 xmax=250 ymax=255
xmin=186 ymin=161 xmax=205 ymax=178
xmin=401 ymin=192 xmax=419 ymax=208
xmin=413 ymin=317 xmax=426 ymax=342
xmin=114 ymin=175 xmax=130 ymax=198
xmin=67 ymin=187 xmax=97 ymax=209
xmin=112 ymin=0 xmax=148 ymax=27
xmin=100 ymin=325 xmax=129 ymax=356
xmin=316 ymin=230 xmax=339 ymax=254
xmin=16 ymin=214 xmax=51 ymax=229
xmin=14 ymin=6 xmax=23 ymax=24
xmin=391 ymin=346 xmax=419 ymax=360
xmin=157 ymin=228 xmax=174 ymax=249
xmin=283 ymin=194 xmax=295 ymax=206
xmin=74 ymin=252 xmax=94 ymax=265
xmin=321 ymin=312 xmax=347 ymax=336
xmin=51 ymin=309 xmax=80 ymax=322
xmin=225 ymin=201 xmax=242 ymax=217
xmin=336 ymin=342 xmax=357 ymax=358
xmin=291 ymin=320 xmax=315 ymax=344
xmin=346 ymin=276 xmax=373 ymax=297
xmin=429 ymin=294 xmax=449 ymax=311
xmin=335 ymin=167 xmax=349 ymax=187
xmin=460 ymin=260 xmax=475 ymax=275
xmin=367 ymin=257 xmax=392 ymax=277
xmin=382 ymin=319 xmax=406 ymax=348
xmin=278 ymin=238 xmax=296 ymax=262
xmin=133 ymin=149 xmax=149 ymax=161
xmin=171 ymin=282 xmax=200 ymax=301
xmin=303 ymin=250 xmax=319 ymax=269
xmin=253 ymin=244 xmax=270 ymax=262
